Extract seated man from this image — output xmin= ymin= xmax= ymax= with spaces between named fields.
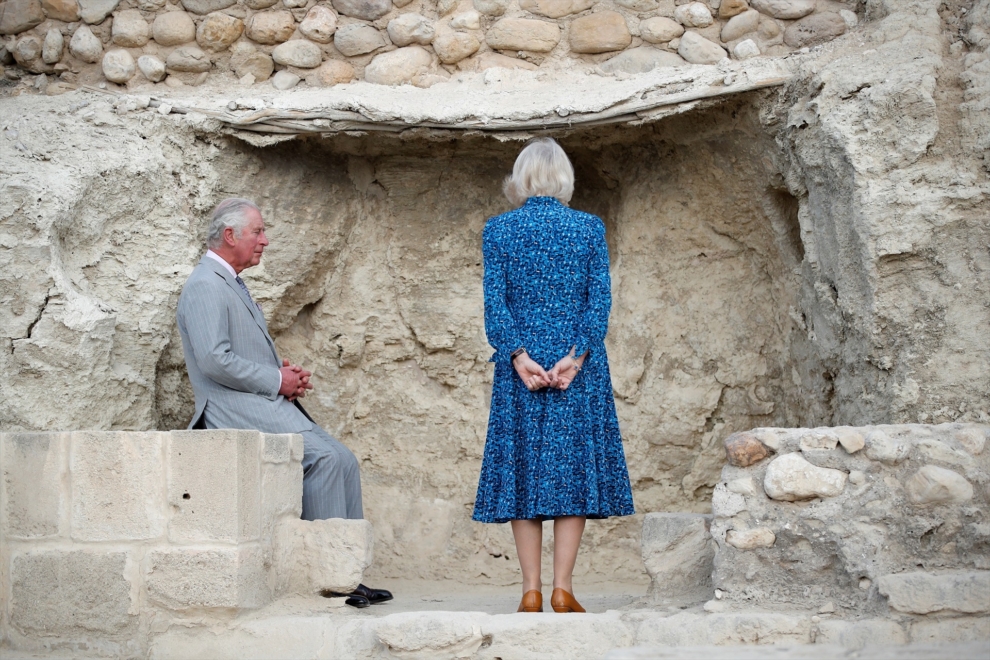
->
xmin=176 ymin=197 xmax=391 ymax=608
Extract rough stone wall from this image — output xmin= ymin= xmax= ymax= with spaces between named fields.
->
xmin=710 ymin=424 xmax=990 ymax=617
xmin=0 ymin=0 xmax=859 ymax=89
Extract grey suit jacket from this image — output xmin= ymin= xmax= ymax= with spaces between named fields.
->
xmin=176 ymin=255 xmax=314 ymax=434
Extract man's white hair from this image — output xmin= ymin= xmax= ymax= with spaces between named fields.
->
xmin=206 ymin=198 xmax=260 ymax=249
xmin=503 ymin=138 xmax=575 ymax=207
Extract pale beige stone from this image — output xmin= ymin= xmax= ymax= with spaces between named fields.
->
xmin=569 ymin=11 xmax=630 ymax=54
xmin=307 ymin=58 xmax=354 ymax=85
xmin=763 ymin=452 xmax=847 ymax=501
xmin=519 ymin=0 xmax=594 ymax=19
xmin=640 ymin=17 xmax=683 ymax=44
xmin=101 ymin=48 xmax=135 ymax=83
xmin=725 ymin=527 xmax=775 ymax=549
xmin=486 ymin=17 xmax=560 ymax=52
xmin=458 ymin=50 xmax=538 ymax=70
xmin=137 ymin=53 xmax=165 ymax=81
xmin=615 ymin=0 xmax=656 ymax=9
xmin=274 ymin=518 xmax=374 ymax=594
xmin=600 ymin=46 xmax=685 ymax=73
xmin=905 ymin=465 xmax=973 ymax=504
xmin=12 ymin=34 xmax=41 ymax=67
xmin=473 ymin=0 xmax=507 ymax=16
xmin=865 ymin=430 xmax=909 ymax=464
xmin=166 ymin=44 xmax=211 ymax=72
xmin=364 ymin=44 xmax=431 ymax=85
xmin=732 ymin=38 xmax=759 ymax=59
xmin=799 ymin=432 xmax=837 ymax=451
xmin=180 ymin=0 xmax=235 ymax=13
xmin=433 ymin=31 xmax=479 ymax=64
xmin=677 ymin=30 xmax=726 ymax=63
xmin=245 ymin=10 xmax=296 ymax=45
xmin=68 ymin=24 xmax=102 ymax=62
xmin=878 ymin=571 xmax=990 ymax=614
xmin=450 ymin=10 xmax=480 ymax=30
xmin=783 ymin=12 xmax=846 ymax=48
xmin=954 ymin=427 xmax=987 ymax=455
xmin=721 ymin=8 xmax=759 ymax=42
xmin=196 ymin=12 xmax=243 ymax=51
xmin=244 ymin=0 xmax=277 ymax=7
xmin=42 ymin=28 xmax=63 ymax=64
xmin=271 ymin=69 xmax=300 ymax=89
xmin=674 ymin=2 xmax=712 ymax=28
xmin=642 ymin=513 xmax=713 ymax=603
xmin=111 ymin=10 xmax=150 ymax=48
xmin=333 ymin=23 xmax=385 ymax=56
xmin=2 ymin=433 xmax=66 ymax=538
xmin=298 ymin=4 xmax=338 ymax=44
xmin=230 ymin=41 xmax=273 ymax=80
xmin=331 ymin=0 xmax=391 ymax=20
xmin=387 ymin=12 xmax=434 ymax=47
xmin=41 ymin=0 xmax=79 ymax=22
xmin=836 ymin=429 xmax=865 ymax=454
xmin=77 ymin=0 xmax=119 ymax=24
xmin=749 ymin=0 xmax=815 ymax=20
xmin=153 ymin=11 xmax=196 ymax=47
xmin=272 ymin=39 xmax=322 ymax=68
xmin=147 ymin=546 xmax=270 ymax=610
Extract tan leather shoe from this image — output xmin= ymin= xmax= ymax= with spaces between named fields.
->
xmin=550 ymin=588 xmax=586 ymax=613
xmin=517 ymin=590 xmax=543 ymax=612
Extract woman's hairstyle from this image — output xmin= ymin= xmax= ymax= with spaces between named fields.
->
xmin=206 ymin=198 xmax=260 ymax=249
xmin=503 ymin=138 xmax=575 ymax=207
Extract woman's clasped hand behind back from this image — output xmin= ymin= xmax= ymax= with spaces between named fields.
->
xmin=472 ymin=138 xmax=636 ymax=615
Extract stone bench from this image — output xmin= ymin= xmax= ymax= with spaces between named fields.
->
xmin=0 ymin=430 xmax=373 ymax=655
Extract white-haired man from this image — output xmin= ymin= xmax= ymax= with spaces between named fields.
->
xmin=176 ymin=198 xmax=391 ymax=608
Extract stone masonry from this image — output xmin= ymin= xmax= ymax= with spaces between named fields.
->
xmin=0 ymin=430 xmax=374 ymax=655
xmin=0 ymin=0 xmax=859 ymax=89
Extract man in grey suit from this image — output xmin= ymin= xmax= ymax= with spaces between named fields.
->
xmin=177 ymin=198 xmax=391 ymax=608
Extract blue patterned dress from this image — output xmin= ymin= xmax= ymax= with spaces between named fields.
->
xmin=472 ymin=196 xmax=636 ymax=524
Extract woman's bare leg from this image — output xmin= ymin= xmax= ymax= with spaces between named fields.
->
xmin=552 ymin=516 xmax=586 ymax=593
xmin=511 ymin=519 xmax=544 ymax=593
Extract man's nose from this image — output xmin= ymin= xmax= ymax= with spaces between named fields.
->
xmin=259 ymin=231 xmax=269 ymax=246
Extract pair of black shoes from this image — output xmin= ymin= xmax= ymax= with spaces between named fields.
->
xmin=324 ymin=584 xmax=393 ymax=609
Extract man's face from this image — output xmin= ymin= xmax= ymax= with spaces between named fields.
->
xmin=226 ymin=208 xmax=269 ymax=273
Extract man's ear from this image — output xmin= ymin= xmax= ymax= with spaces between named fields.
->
xmin=223 ymin=225 xmax=237 ymax=246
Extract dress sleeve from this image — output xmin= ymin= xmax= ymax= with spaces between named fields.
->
xmin=483 ymin=224 xmax=523 ymax=365
xmin=572 ymin=221 xmax=612 ymax=357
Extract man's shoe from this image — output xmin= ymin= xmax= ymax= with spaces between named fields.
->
xmin=345 ymin=595 xmax=371 ymax=608
xmin=353 ymin=583 xmax=393 ymax=604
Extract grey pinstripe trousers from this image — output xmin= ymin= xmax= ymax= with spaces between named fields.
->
xmin=301 ymin=425 xmax=363 ymax=520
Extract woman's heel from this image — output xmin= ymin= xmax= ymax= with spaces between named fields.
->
xmin=517 ymin=590 xmax=543 ymax=612
xmin=550 ymin=587 xmax=586 ymax=613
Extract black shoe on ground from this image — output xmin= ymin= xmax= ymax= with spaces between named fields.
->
xmin=344 ymin=595 xmax=371 ymax=608
xmin=352 ymin=584 xmax=393 ymax=604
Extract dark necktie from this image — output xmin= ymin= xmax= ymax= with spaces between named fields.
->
xmin=235 ymin=276 xmax=262 ymax=312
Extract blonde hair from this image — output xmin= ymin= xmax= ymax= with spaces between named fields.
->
xmin=503 ymin=138 xmax=575 ymax=207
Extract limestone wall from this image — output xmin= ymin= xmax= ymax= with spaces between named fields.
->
xmin=0 ymin=0 xmax=858 ymax=89
xmin=710 ymin=423 xmax=990 ymax=617
xmin=0 ymin=430 xmax=372 ymax=655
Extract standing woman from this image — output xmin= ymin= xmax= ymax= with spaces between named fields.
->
xmin=473 ymin=138 xmax=635 ymax=614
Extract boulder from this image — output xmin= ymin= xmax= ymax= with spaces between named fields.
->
xmin=724 ymin=432 xmax=769 ymax=467
xmin=600 ymin=46 xmax=685 ymax=74
xmin=42 ymin=28 xmax=63 ymax=64
xmin=40 ymin=0 xmax=79 ymax=22
xmin=330 ymin=0 xmax=390 ymax=21
xmin=137 ymin=53 xmax=165 ymax=81
xmin=333 ymin=23 xmax=385 ymax=56
xmin=165 ymin=44 xmax=211 ymax=72
xmin=307 ymin=58 xmax=353 ymax=85
xmin=68 ymin=24 xmax=102 ymax=63
xmin=298 ymin=5 xmax=337 ymax=43
xmin=245 ymin=11 xmax=296 ymax=45
xmin=196 ymin=12 xmax=243 ymax=51
xmin=486 ymin=17 xmax=559 ymax=52
xmin=732 ymin=38 xmax=759 ymax=59
xmin=639 ymin=16 xmax=683 ymax=44
xmin=721 ymin=8 xmax=759 ymax=42
xmin=77 ymin=0 xmax=118 ymax=24
xmin=433 ymin=31 xmax=479 ymax=64
xmin=905 ymin=465 xmax=974 ymax=505
xmin=271 ymin=69 xmax=300 ymax=89
xmin=12 ymin=34 xmax=41 ymax=66
xmin=472 ymin=0 xmax=507 ymax=16
xmin=719 ymin=0 xmax=749 ymax=18
xmin=450 ymin=10 xmax=480 ymax=30
xmin=836 ymin=429 xmax=865 ymax=454
xmin=112 ymin=9 xmax=151 ymax=48
xmin=677 ymin=30 xmax=726 ymax=64
xmin=271 ymin=39 xmax=322 ymax=68
xmin=179 ymin=0 xmax=235 ymax=14
xmin=749 ymin=0 xmax=815 ymax=20
xmin=102 ymin=48 xmax=135 ymax=83
xmin=763 ymin=452 xmax=847 ymax=501
xmin=153 ymin=12 xmax=196 ymax=46
xmin=783 ymin=12 xmax=846 ymax=48
xmin=363 ymin=44 xmax=431 ymax=85
xmin=230 ymin=42 xmax=273 ymax=81
xmin=518 ymin=0 xmax=594 ymax=19
xmin=0 ymin=0 xmax=44 ymax=35
xmin=673 ymin=2 xmax=713 ymax=28
xmin=569 ymin=11 xmax=630 ymax=54
xmin=386 ymin=13 xmax=434 ymax=47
